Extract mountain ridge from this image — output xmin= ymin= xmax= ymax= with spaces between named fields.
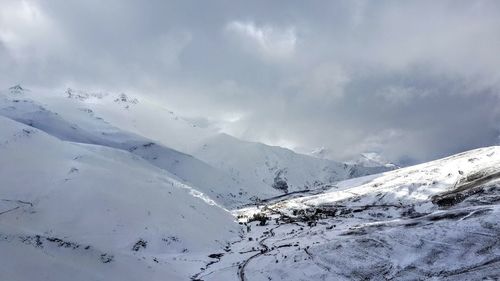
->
xmin=0 ymin=86 xmax=391 ymax=207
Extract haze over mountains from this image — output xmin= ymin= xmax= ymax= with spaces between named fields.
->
xmin=3 ymin=0 xmax=500 ymax=166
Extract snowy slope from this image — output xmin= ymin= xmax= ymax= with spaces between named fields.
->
xmin=196 ymin=146 xmax=500 ymax=280
xmin=283 ymin=146 xmax=500 ymax=211
xmin=1 ymin=85 xmax=499 ymax=280
xmin=0 ymin=86 xmax=392 ymax=206
xmin=192 ymin=133 xmax=390 ymax=196
xmin=0 ymin=88 xmax=266 ymax=207
xmin=0 ymin=116 xmax=239 ymax=280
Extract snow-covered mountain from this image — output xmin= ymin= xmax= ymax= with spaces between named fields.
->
xmin=191 ymin=133 xmax=391 ymax=196
xmin=310 ymin=147 xmax=399 ymax=169
xmin=0 ymin=86 xmax=389 ymax=206
xmin=0 ymin=116 xmax=238 ymax=280
xmin=205 ymin=146 xmax=500 ymax=280
xmin=349 ymin=152 xmax=399 ymax=169
xmin=2 ymin=85 xmax=498 ymax=280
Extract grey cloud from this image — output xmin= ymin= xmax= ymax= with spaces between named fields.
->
xmin=1 ymin=0 xmax=500 ymax=164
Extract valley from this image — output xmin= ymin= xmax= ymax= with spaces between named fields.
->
xmin=0 ymin=86 xmax=498 ymax=280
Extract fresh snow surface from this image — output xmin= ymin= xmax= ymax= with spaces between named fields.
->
xmin=207 ymin=146 xmax=500 ymax=280
xmin=0 ymin=87 xmax=390 ymax=207
xmin=2 ymin=86 xmax=499 ymax=281
xmin=0 ymin=116 xmax=239 ymax=280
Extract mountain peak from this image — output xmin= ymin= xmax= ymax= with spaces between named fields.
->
xmin=8 ymin=84 xmax=26 ymax=94
xmin=355 ymin=152 xmax=400 ymax=168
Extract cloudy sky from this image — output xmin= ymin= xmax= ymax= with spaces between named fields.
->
xmin=1 ymin=0 xmax=500 ymax=164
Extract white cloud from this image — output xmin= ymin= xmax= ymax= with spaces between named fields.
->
xmin=226 ymin=21 xmax=297 ymax=59
xmin=2 ymin=0 xmax=500 ymax=164
xmin=0 ymin=0 xmax=63 ymax=61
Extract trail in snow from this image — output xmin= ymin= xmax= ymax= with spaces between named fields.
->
xmin=237 ymin=225 xmax=282 ymax=281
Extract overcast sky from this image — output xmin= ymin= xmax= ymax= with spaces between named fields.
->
xmin=1 ymin=0 xmax=500 ymax=164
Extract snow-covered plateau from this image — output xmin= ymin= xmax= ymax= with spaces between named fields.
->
xmin=0 ymin=86 xmax=498 ymax=280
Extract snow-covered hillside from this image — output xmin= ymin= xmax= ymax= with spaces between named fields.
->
xmin=0 ymin=90 xmax=257 ymax=207
xmin=0 ymin=116 xmax=239 ymax=280
xmin=199 ymin=146 xmax=500 ymax=280
xmin=191 ymin=133 xmax=391 ymax=195
xmin=2 ymin=85 xmax=498 ymax=280
xmin=0 ymin=86 xmax=390 ymax=206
